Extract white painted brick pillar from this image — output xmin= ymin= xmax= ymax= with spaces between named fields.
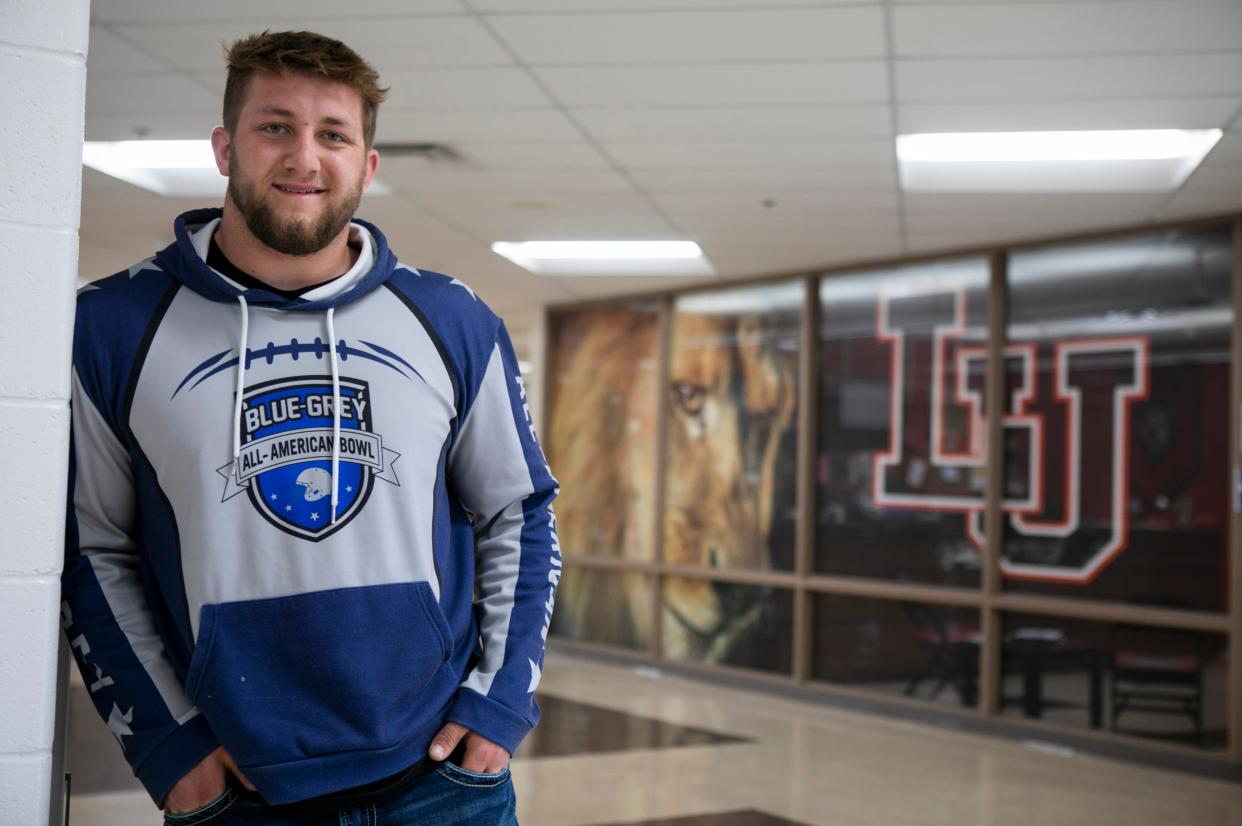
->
xmin=0 ymin=2 xmax=91 ymax=824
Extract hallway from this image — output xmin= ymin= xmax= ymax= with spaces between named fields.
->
xmin=68 ymin=651 xmax=1242 ymax=825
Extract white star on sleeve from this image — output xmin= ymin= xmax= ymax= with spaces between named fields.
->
xmin=106 ymin=703 xmax=134 ymax=750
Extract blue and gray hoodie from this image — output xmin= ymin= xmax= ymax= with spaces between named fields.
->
xmin=62 ymin=207 xmax=561 ymax=807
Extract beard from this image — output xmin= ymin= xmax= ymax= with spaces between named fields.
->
xmin=227 ymin=156 xmax=365 ymax=257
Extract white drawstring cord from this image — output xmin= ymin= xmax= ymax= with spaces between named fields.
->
xmin=326 ymin=307 xmax=341 ymax=525
xmin=232 ymin=295 xmax=249 ymax=472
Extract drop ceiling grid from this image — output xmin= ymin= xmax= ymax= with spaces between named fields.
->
xmin=892 ymin=1 xmax=1242 ymax=58
xmin=89 ymin=0 xmax=471 ymax=25
xmin=76 ymin=0 xmax=1242 ymax=316
xmin=484 ymin=6 xmax=888 ymax=64
xmin=110 ymin=17 xmax=514 ymax=73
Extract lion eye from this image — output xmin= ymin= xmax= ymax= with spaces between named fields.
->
xmin=671 ymin=381 xmax=707 ymax=417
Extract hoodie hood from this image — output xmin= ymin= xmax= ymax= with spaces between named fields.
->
xmin=155 ymin=207 xmax=399 ymax=312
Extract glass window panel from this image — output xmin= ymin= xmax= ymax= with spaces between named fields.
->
xmin=550 ymin=568 xmax=654 ymax=652
xmin=812 ymin=594 xmax=980 ymax=708
xmin=999 ymin=613 xmax=1228 ymax=751
xmin=816 ymin=259 xmax=990 ymax=587
xmin=548 ymin=305 xmax=660 ymax=561
xmin=661 ymin=578 xmax=793 ymax=674
xmin=999 ymin=227 xmax=1232 ymax=611
xmin=664 ymin=282 xmax=802 ymax=572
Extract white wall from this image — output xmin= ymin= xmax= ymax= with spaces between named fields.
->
xmin=0 ymin=1 xmax=90 ymax=823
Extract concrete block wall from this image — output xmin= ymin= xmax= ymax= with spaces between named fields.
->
xmin=0 ymin=1 xmax=91 ymax=823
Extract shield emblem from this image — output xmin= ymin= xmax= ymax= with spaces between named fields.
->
xmin=218 ymin=375 xmax=400 ymax=540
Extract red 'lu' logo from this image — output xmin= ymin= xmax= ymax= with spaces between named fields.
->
xmin=871 ymin=288 xmax=1150 ymax=583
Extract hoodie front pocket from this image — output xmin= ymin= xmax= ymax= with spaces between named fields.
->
xmin=185 ymin=581 xmax=452 ymax=768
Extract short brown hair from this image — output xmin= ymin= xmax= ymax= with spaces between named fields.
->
xmin=223 ymin=30 xmax=389 ymax=147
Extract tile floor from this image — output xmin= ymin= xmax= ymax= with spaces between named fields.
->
xmin=68 ymin=652 xmax=1242 ymax=825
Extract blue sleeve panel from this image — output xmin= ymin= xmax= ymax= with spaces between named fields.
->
xmin=65 ymin=263 xmax=218 ymax=806
xmin=446 ymin=322 xmax=562 ymax=754
xmin=384 ymin=267 xmax=499 ymax=441
xmin=387 ymin=268 xmax=561 ymax=755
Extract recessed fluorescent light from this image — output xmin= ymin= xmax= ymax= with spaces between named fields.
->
xmin=492 ymin=240 xmax=714 ymax=276
xmin=82 ymin=139 xmax=390 ymax=198
xmin=895 ymin=129 xmax=1222 ymax=194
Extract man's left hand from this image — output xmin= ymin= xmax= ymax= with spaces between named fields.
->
xmin=427 ymin=722 xmax=509 ymax=773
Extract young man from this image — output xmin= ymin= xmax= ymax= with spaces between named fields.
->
xmin=63 ymin=30 xmax=560 ymax=824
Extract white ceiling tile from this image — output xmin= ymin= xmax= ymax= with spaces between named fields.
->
xmin=87 ymin=26 xmax=166 ymax=75
xmin=91 ymin=0 xmax=466 ymax=24
xmin=704 ymin=237 xmax=903 ymax=278
xmin=111 ymin=17 xmax=508 ymax=73
xmin=898 ymin=54 xmax=1242 ymax=103
xmin=602 ymin=140 xmax=894 ymax=169
xmin=898 ymin=98 xmax=1242 ymax=133
xmin=1155 ymin=189 xmax=1242 ymax=220
xmin=452 ymin=142 xmax=612 ymax=170
xmin=905 ymin=212 xmax=1158 ymax=242
xmin=892 ymin=0 xmax=1087 ymax=4
xmin=488 ymin=7 xmax=885 ymax=64
xmin=537 ymin=63 xmax=889 ymax=107
xmin=85 ymin=74 xmax=220 ymax=116
xmin=474 ymin=0 xmax=861 ymax=9
xmin=902 ymin=193 xmax=1164 ymax=232
xmin=630 ymin=166 xmax=898 ymax=193
xmin=78 ymin=179 xmax=204 ymax=238
xmin=894 ymin=1 xmax=1242 ymax=58
xmin=652 ymin=189 xmax=900 ymax=213
xmin=1179 ymin=161 xmax=1242 ymax=192
xmin=904 ymin=216 xmax=1154 ymax=242
xmin=376 ymin=109 xmax=582 ymax=144
xmin=381 ymin=166 xmax=633 ymax=195
xmin=86 ymin=114 xmax=220 ymax=140
xmin=426 ymin=259 xmax=575 ymax=309
xmin=904 ymin=230 xmax=1026 ymax=254
xmin=347 ymin=199 xmax=487 ymax=248
xmin=679 ymin=211 xmax=902 ymax=243
xmin=434 ymin=208 xmax=674 ymax=241
xmin=574 ymin=105 xmax=892 ymax=141
xmin=904 ymin=218 xmax=1152 ymax=254
xmin=1200 ymin=134 xmax=1242 ymax=164
xmin=343 ymin=201 xmax=580 ymax=306
xmin=383 ymin=69 xmax=553 ymax=109
xmin=398 ymin=190 xmax=654 ymax=217
xmin=902 ymin=192 xmax=1166 ymax=215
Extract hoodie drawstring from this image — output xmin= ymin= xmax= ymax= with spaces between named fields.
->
xmin=232 ymin=295 xmax=342 ymax=526
xmin=232 ymin=295 xmax=249 ymax=470
xmin=326 ymin=307 xmax=341 ymax=525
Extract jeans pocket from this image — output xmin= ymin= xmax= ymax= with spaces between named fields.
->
xmin=435 ymin=761 xmax=511 ymax=789
xmin=163 ymin=788 xmax=234 ymax=824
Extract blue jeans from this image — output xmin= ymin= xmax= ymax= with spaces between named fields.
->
xmin=162 ymin=762 xmax=518 ymax=826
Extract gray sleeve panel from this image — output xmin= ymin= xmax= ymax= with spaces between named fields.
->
xmin=71 ymin=369 xmax=198 ymax=724
xmin=71 ymin=369 xmax=137 ymax=557
xmin=448 ymin=345 xmax=533 ymax=697
xmin=448 ymin=345 xmax=536 ymax=523
xmin=459 ymin=500 xmax=524 ymax=698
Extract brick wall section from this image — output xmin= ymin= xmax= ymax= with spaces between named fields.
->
xmin=0 ymin=1 xmax=90 ymax=823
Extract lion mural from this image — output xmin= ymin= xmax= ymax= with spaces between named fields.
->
xmin=547 ymin=308 xmax=660 ymax=649
xmin=662 ymin=310 xmax=797 ymax=665
xmin=549 ymin=296 xmax=798 ymax=669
